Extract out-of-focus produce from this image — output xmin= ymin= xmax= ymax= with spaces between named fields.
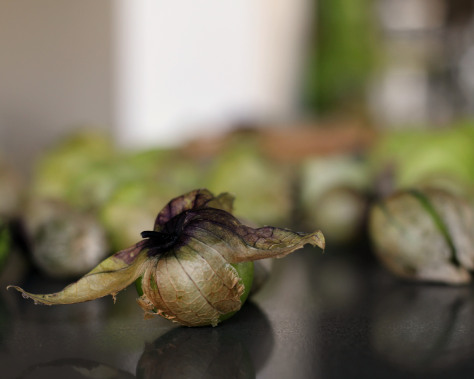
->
xmin=100 ymin=148 xmax=206 ymax=250
xmin=259 ymin=123 xmax=376 ymax=247
xmin=369 ymin=188 xmax=474 ymax=284
xmin=30 ymin=129 xmax=120 ymax=210
xmin=299 ymin=154 xmax=372 ymax=244
xmin=122 ymin=147 xmax=206 ymax=192
xmin=100 ymin=181 xmax=176 ymax=251
xmin=20 ymin=131 xmax=121 ymax=278
xmin=24 ymin=128 xmax=211 ymax=277
xmin=370 ymin=125 xmax=474 ymax=198
xmin=25 ymin=199 xmax=109 ymax=279
xmin=20 ymin=123 xmax=378 ymax=281
xmin=19 ymin=130 xmax=120 ymax=278
xmin=205 ymin=133 xmax=293 ymax=227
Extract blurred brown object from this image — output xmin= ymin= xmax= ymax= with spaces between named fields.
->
xmin=183 ymin=121 xmax=377 ymax=162
xmin=260 ymin=121 xmax=377 ymax=162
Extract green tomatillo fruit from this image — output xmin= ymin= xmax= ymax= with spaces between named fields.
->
xmin=135 ymin=259 xmax=254 ymax=324
xmin=8 ymin=189 xmax=325 ymax=327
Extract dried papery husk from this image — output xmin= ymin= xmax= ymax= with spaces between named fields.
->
xmin=8 ymin=189 xmax=324 ymax=327
xmin=136 ymin=256 xmax=253 ymax=327
xmin=369 ymin=188 xmax=474 ymax=284
xmin=425 ymin=189 xmax=474 ymax=270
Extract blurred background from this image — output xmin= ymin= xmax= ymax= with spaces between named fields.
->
xmin=1 ymin=0 xmax=472 ymax=171
xmin=2 ymin=0 xmax=474 ymax=279
xmin=4 ymin=2 xmax=474 ymax=378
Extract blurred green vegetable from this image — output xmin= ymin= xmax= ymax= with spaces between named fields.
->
xmin=100 ymin=181 xmax=176 ymax=250
xmin=100 ymin=148 xmax=205 ymax=250
xmin=124 ymin=148 xmax=205 ymax=191
xmin=299 ymin=155 xmax=371 ymax=244
xmin=370 ymin=125 xmax=474 ymax=197
xmin=369 ymin=188 xmax=474 ymax=284
xmin=30 ymin=129 xmax=119 ymax=210
xmin=206 ymin=137 xmax=292 ymax=227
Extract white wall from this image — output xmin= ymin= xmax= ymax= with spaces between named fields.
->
xmin=0 ymin=0 xmax=113 ymax=172
xmin=114 ymin=0 xmax=312 ymax=148
xmin=0 ymin=0 xmax=312 ymax=172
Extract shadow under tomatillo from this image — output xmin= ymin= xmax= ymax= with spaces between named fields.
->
xmin=14 ymin=302 xmax=274 ymax=379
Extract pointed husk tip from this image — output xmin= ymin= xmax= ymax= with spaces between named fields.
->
xmin=312 ymin=230 xmax=325 ymax=251
xmin=6 ymin=285 xmax=52 ymax=305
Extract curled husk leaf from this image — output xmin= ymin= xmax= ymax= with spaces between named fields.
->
xmin=8 ymin=189 xmax=324 ymax=327
xmin=369 ymin=188 xmax=474 ymax=284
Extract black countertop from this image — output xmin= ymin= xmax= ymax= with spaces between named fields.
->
xmin=2 ymin=246 xmax=474 ymax=379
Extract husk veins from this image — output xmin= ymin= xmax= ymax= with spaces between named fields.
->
xmin=370 ymin=188 xmax=474 ymax=284
xmin=7 ymin=189 xmax=325 ymax=326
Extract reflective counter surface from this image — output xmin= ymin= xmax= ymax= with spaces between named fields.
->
xmin=2 ymin=246 xmax=474 ymax=379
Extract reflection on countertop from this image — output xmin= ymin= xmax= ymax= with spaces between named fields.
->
xmin=371 ymin=284 xmax=474 ymax=374
xmin=1 ymin=275 xmax=273 ymax=379
xmin=8 ymin=302 xmax=272 ymax=379
xmin=136 ymin=303 xmax=273 ymax=379
xmin=2 ymin=247 xmax=474 ymax=379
